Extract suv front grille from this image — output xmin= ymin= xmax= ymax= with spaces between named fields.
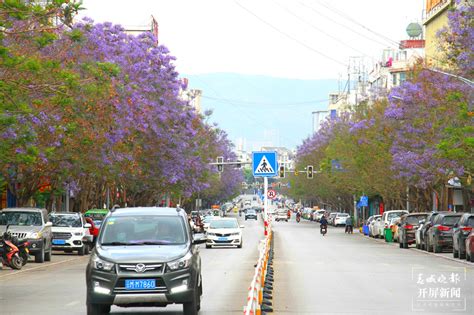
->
xmin=114 ymin=277 xmax=167 ymax=294
xmin=11 ymin=232 xmax=27 ymax=239
xmin=53 ymin=232 xmax=72 ymax=239
xmin=118 ymin=263 xmax=163 ymax=274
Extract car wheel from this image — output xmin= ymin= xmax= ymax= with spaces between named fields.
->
xmin=403 ymin=240 xmax=408 ymax=249
xmin=35 ymin=246 xmax=45 ymax=263
xmin=45 ymin=249 xmax=52 ymax=262
xmin=85 ymin=244 xmax=90 ymax=255
xmin=78 ymin=245 xmax=85 ymax=256
xmin=399 ymin=241 xmax=403 ymax=248
xmin=459 ymin=247 xmax=466 ymax=260
xmin=183 ymin=287 xmax=199 ymax=315
xmin=433 ymin=238 xmax=441 ymax=253
xmin=427 ymin=238 xmax=433 ymax=252
xmin=86 ymin=302 xmax=110 ymax=315
xmin=238 ymin=241 xmax=243 ymax=249
xmin=470 ymin=252 xmax=474 ymax=263
xmin=205 ymin=244 xmax=211 ymax=249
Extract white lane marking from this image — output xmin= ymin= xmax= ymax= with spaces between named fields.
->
xmin=0 ymin=257 xmax=86 ymax=279
xmin=66 ymin=300 xmax=80 ymax=307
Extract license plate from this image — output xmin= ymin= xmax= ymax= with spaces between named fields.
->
xmin=52 ymin=239 xmax=66 ymax=245
xmin=218 ymin=237 xmax=228 ymax=241
xmin=125 ymin=279 xmax=156 ymax=290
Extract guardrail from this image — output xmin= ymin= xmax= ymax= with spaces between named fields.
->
xmin=243 ymin=220 xmax=274 ymax=315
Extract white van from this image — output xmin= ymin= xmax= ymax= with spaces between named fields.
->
xmin=379 ymin=210 xmax=408 ymax=238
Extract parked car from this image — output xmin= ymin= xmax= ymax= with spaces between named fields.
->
xmin=86 ymin=206 xmax=203 ymax=315
xmin=452 ymin=213 xmax=474 ymax=259
xmin=418 ymin=211 xmax=450 ymax=250
xmin=328 ymin=213 xmax=338 ymax=226
xmin=50 ymin=212 xmax=93 ymax=255
xmin=334 ymin=213 xmax=350 ymax=227
xmin=0 ymin=207 xmax=53 ymax=263
xmin=312 ymin=210 xmax=327 ymax=222
xmin=206 ymin=218 xmax=243 ymax=248
xmin=465 ymin=231 xmax=474 ymax=262
xmin=398 ymin=213 xmax=429 ymax=248
xmin=245 ymin=209 xmax=258 ymax=221
xmin=371 ymin=215 xmax=384 ymax=238
xmin=379 ymin=210 xmax=408 ymax=239
xmin=368 ymin=215 xmax=382 ymax=237
xmin=426 ymin=213 xmax=462 ymax=253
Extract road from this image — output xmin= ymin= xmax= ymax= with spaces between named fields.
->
xmin=0 ymin=212 xmax=263 ymax=315
xmin=272 ymin=217 xmax=474 ymax=314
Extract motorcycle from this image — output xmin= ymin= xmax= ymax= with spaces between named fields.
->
xmin=320 ymin=224 xmax=327 ymax=236
xmin=1 ymin=228 xmax=29 ymax=270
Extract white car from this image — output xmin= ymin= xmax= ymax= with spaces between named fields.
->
xmin=379 ymin=210 xmax=408 ymax=239
xmin=312 ymin=210 xmax=326 ymax=222
xmin=370 ymin=215 xmax=383 ymax=238
xmin=50 ymin=212 xmax=92 ymax=255
xmin=334 ymin=213 xmax=350 ymax=226
xmin=206 ymin=218 xmax=243 ymax=248
xmin=275 ymin=210 xmax=288 ymax=222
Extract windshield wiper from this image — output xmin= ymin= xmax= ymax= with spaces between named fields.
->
xmin=133 ymin=241 xmax=174 ymax=245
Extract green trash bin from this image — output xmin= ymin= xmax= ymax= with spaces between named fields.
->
xmin=384 ymin=228 xmax=393 ymax=242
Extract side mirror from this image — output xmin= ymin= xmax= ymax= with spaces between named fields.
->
xmin=84 ymin=223 xmax=92 ymax=229
xmin=193 ymin=233 xmax=206 ymax=244
xmin=45 ymin=222 xmax=53 ymax=227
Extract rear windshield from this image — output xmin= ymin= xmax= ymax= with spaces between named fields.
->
xmin=406 ymin=215 xmax=427 ymax=225
xmin=387 ymin=212 xmax=405 ymax=220
xmin=100 ymin=215 xmax=187 ymax=245
xmin=441 ymin=216 xmax=461 ymax=226
xmin=337 ymin=213 xmax=349 ymax=217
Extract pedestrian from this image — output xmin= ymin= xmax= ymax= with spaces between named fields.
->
xmin=345 ymin=216 xmax=353 ymax=233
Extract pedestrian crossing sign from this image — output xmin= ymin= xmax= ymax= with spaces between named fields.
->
xmin=252 ymin=151 xmax=278 ymax=177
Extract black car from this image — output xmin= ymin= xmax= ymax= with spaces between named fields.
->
xmin=426 ymin=213 xmax=462 ymax=253
xmin=86 ymin=207 xmax=204 ymax=315
xmin=245 ymin=209 xmax=258 ymax=221
xmin=419 ymin=211 xmax=450 ymax=250
xmin=398 ymin=213 xmax=428 ymax=249
xmin=452 ymin=213 xmax=474 ymax=259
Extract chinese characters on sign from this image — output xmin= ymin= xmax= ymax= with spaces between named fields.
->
xmin=413 ymin=269 xmax=467 ymax=312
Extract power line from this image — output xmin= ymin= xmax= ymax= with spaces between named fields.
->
xmin=234 ymin=0 xmax=347 ymax=67
xmin=272 ymin=0 xmax=372 ymax=58
xmin=316 ymin=0 xmax=401 ymax=47
xmin=298 ymin=1 xmax=395 ymax=49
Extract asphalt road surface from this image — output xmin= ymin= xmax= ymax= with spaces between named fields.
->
xmin=272 ymin=217 xmax=474 ymax=315
xmin=0 ymin=212 xmax=263 ymax=315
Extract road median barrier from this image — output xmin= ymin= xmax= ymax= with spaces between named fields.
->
xmin=243 ymin=222 xmax=274 ymax=315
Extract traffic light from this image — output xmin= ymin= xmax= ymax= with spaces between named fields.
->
xmin=217 ymin=156 xmax=224 ymax=173
xmin=307 ymin=165 xmax=314 ymax=179
xmin=279 ymin=165 xmax=285 ymax=178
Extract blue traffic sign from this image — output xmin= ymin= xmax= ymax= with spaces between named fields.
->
xmin=252 ymin=151 xmax=278 ymax=177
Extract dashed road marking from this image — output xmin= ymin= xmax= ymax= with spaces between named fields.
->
xmin=0 ymin=256 xmax=86 ymax=280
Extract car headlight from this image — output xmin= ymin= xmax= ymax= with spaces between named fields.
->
xmin=30 ymin=232 xmax=42 ymax=239
xmin=167 ymin=252 xmax=193 ymax=272
xmin=74 ymin=232 xmax=83 ymax=236
xmin=231 ymin=232 xmax=240 ymax=236
xmin=91 ymin=253 xmax=115 ymax=272
xmin=207 ymin=233 xmax=216 ymax=236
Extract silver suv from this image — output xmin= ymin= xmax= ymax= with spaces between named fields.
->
xmin=0 ymin=208 xmax=53 ymax=263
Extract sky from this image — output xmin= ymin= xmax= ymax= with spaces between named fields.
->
xmin=79 ymin=0 xmax=425 ymax=149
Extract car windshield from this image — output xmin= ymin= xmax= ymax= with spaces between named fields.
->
xmin=202 ymin=216 xmax=213 ymax=223
xmin=100 ymin=215 xmax=187 ymax=245
xmin=50 ymin=214 xmax=82 ymax=227
xmin=387 ymin=212 xmax=404 ymax=220
xmin=85 ymin=212 xmax=107 ymax=221
xmin=406 ymin=215 xmax=427 ymax=225
xmin=209 ymin=220 xmax=238 ymax=229
xmin=0 ymin=211 xmax=42 ymax=226
xmin=441 ymin=216 xmax=461 ymax=226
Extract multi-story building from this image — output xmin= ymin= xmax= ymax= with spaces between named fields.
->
xmin=423 ymin=0 xmax=453 ymax=68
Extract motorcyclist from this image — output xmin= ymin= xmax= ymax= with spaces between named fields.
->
xmin=320 ymin=215 xmax=328 ymax=233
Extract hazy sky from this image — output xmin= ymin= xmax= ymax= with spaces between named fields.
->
xmin=79 ymin=0 xmax=424 ymax=80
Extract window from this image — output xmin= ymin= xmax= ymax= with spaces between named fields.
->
xmin=400 ymin=72 xmax=406 ymax=83
xmin=392 ymin=73 xmax=397 ymax=86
